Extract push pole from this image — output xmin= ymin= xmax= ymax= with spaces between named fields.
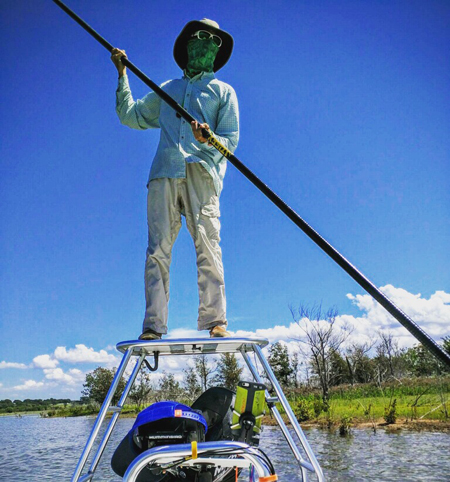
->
xmin=52 ymin=0 xmax=450 ymax=368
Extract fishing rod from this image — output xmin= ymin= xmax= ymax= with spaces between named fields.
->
xmin=52 ymin=0 xmax=450 ymax=368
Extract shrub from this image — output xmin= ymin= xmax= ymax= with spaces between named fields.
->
xmin=364 ymin=403 xmax=372 ymax=417
xmin=384 ymin=398 xmax=397 ymax=424
xmin=339 ymin=416 xmax=352 ymax=436
xmin=294 ymin=399 xmax=314 ymax=422
xmin=313 ymin=398 xmax=325 ymax=416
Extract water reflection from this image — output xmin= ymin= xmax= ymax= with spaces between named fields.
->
xmin=0 ymin=416 xmax=449 ymax=481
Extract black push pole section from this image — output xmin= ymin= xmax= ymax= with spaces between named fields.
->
xmin=52 ymin=0 xmax=450 ymax=368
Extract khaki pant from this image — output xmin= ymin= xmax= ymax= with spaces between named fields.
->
xmin=143 ymin=162 xmax=227 ymax=334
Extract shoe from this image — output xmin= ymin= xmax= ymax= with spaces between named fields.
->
xmin=138 ymin=329 xmax=162 ymax=340
xmin=209 ymin=325 xmax=230 ymax=338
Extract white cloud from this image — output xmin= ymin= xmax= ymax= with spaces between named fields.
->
xmin=13 ymin=379 xmax=45 ymax=391
xmin=167 ymin=325 xmax=305 ymax=345
xmin=166 ymin=328 xmax=204 ymax=339
xmin=54 ymin=344 xmax=119 ymax=366
xmin=166 ymin=288 xmax=450 ymax=352
xmin=32 ymin=354 xmax=59 ymax=369
xmin=29 ymin=344 xmax=119 ymax=372
xmin=2 ymin=285 xmax=448 ymax=399
xmin=0 ymin=361 xmax=28 ymax=369
xmin=232 ymin=323 xmax=304 ymax=343
xmin=43 ymin=367 xmax=85 ymax=385
xmin=220 ymin=286 xmax=450 ymax=355
xmin=345 ymin=285 xmax=450 ymax=347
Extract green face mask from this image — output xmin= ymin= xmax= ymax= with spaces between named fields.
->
xmin=185 ymin=38 xmax=219 ymax=78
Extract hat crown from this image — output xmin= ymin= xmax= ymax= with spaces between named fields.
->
xmin=173 ymin=19 xmax=234 ymax=73
xmin=198 ymin=18 xmax=220 ymax=29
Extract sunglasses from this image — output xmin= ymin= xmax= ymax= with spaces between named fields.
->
xmin=191 ymin=30 xmax=222 ymax=47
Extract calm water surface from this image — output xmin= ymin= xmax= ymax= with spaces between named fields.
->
xmin=0 ymin=416 xmax=449 ymax=481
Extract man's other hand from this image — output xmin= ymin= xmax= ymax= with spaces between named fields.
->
xmin=191 ymin=121 xmax=211 ymax=144
xmin=111 ymin=48 xmax=127 ymax=77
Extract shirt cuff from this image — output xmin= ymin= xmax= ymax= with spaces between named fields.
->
xmin=118 ymin=74 xmax=129 ymax=90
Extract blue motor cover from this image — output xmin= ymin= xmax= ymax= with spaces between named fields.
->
xmin=133 ymin=401 xmax=207 ymax=433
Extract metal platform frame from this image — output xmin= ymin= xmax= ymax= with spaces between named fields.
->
xmin=71 ymin=337 xmax=324 ymax=482
xmin=123 ymin=441 xmax=276 ymax=481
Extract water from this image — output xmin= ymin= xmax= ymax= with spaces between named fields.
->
xmin=0 ymin=416 xmax=449 ymax=481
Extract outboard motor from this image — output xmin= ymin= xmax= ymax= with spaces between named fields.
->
xmin=133 ymin=401 xmax=207 ymax=450
xmin=111 ymin=388 xmax=236 ymax=482
xmin=111 ymin=401 xmax=207 ymax=481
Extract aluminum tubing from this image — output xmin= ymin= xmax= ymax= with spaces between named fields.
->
xmin=88 ymin=352 xmax=146 ymax=474
xmin=71 ymin=348 xmax=134 ymax=481
xmin=253 ymin=345 xmax=324 ymax=482
xmin=123 ymin=441 xmax=271 ymax=482
xmin=240 ymin=349 xmax=312 ymax=480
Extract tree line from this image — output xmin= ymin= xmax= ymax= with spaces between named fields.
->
xmin=80 ymin=305 xmax=449 ymax=412
xmin=0 ymin=398 xmax=74 ymax=414
xmin=4 ymin=306 xmax=448 ymax=415
xmin=270 ymin=305 xmax=450 ymax=406
xmin=81 ymin=352 xmax=244 ymax=410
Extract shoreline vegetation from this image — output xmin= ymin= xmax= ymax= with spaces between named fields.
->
xmin=2 ymin=376 xmax=449 ymax=433
xmin=5 ymin=308 xmax=448 ymax=438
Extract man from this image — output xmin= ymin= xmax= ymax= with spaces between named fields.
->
xmin=111 ymin=19 xmax=239 ymax=340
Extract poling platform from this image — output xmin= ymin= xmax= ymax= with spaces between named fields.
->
xmin=71 ymin=337 xmax=324 ymax=482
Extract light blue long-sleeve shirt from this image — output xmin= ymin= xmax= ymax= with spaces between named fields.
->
xmin=116 ymin=72 xmax=239 ymax=196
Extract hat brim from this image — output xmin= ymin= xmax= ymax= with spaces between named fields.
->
xmin=173 ymin=20 xmax=234 ymax=73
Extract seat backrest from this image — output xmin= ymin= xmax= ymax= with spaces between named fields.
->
xmin=191 ymin=386 xmax=234 ymax=441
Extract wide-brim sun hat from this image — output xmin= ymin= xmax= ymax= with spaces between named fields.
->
xmin=173 ymin=18 xmax=234 ymax=72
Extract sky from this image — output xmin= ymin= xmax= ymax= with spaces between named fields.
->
xmin=0 ymin=0 xmax=449 ymax=400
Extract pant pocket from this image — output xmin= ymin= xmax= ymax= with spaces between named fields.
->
xmin=200 ymin=195 xmax=220 ymax=218
xmin=200 ymin=198 xmax=221 ymax=243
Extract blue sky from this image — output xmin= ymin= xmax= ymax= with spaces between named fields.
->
xmin=1 ymin=0 xmax=449 ymax=399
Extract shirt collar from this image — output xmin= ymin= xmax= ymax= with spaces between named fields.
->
xmin=182 ymin=70 xmax=215 ymax=81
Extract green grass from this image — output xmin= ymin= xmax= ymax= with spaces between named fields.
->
xmin=43 ymin=403 xmax=142 ymax=417
xmin=327 ymin=377 xmax=450 ymax=400
xmin=321 ymin=393 xmax=448 ymax=422
xmin=4 ymin=377 xmax=449 ymax=426
xmin=285 ymin=377 xmax=450 ymax=425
